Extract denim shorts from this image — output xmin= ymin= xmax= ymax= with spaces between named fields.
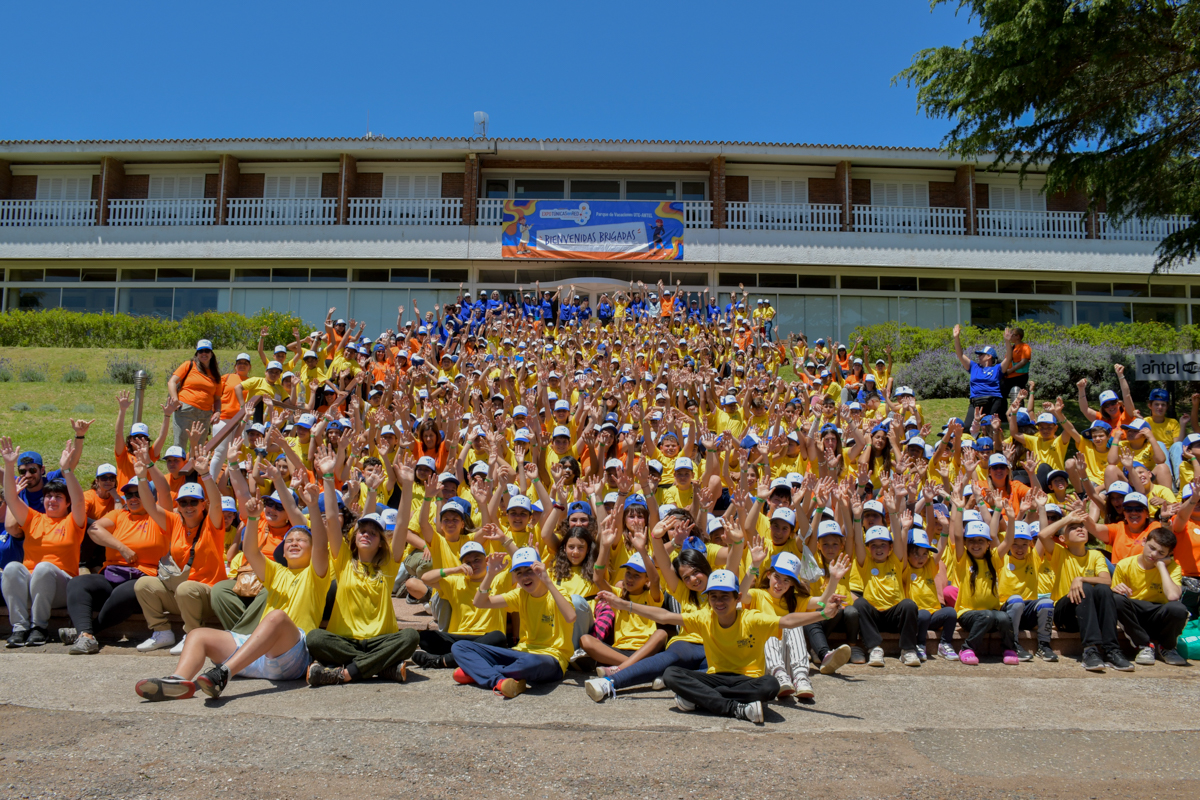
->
xmin=229 ymin=630 xmax=310 ymax=681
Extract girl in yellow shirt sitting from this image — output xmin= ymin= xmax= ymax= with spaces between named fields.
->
xmin=948 ymin=482 xmax=1019 ymax=667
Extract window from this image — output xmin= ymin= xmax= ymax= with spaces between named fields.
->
xmin=7 ymin=288 xmax=58 ymax=310
xmin=382 ymin=174 xmax=440 ymax=199
xmin=961 ymin=279 xmax=996 ymax=293
xmin=514 ymin=179 xmax=564 ymax=199
xmin=1017 ymin=299 xmax=1069 ymax=325
xmin=759 ymin=273 xmax=797 ymax=288
xmin=626 ymin=181 xmax=675 ymax=201
xmin=969 ymin=299 xmax=1016 ymax=329
xmin=1035 ymin=281 xmax=1071 ymax=295
xmin=1076 ymin=302 xmax=1131 ymax=325
xmin=989 ymin=186 xmax=1046 ymax=212
xmin=871 ymin=181 xmax=928 ymax=207
xmin=682 ymin=181 xmax=706 ymax=201
xmin=310 ymin=268 xmax=347 ymax=282
xmin=264 ymin=175 xmax=321 ymax=199
xmin=1150 ymin=284 xmax=1186 ymax=298
xmin=1134 ymin=303 xmax=1186 ymax=326
xmin=797 ymin=275 xmax=834 ymax=289
xmin=841 ymin=276 xmax=878 ymax=291
xmin=919 ymin=277 xmax=954 ymax=292
xmin=149 ymin=175 xmax=204 ymax=199
xmin=173 ymin=288 xmax=225 ymax=319
xmin=485 ymin=179 xmax=510 ymax=199
xmin=36 ymin=176 xmax=92 ymax=201
xmin=749 ymin=178 xmax=807 ymax=204
xmin=81 ymin=268 xmax=117 ymax=282
xmin=1076 ymin=282 xmax=1111 ymax=296
xmin=1112 ymin=282 xmax=1147 ymax=298
xmin=194 ymin=269 xmax=231 ymax=282
xmin=671 ymin=272 xmax=708 ymax=286
xmin=272 ymin=268 xmax=308 ymax=283
xmin=234 ymin=268 xmax=271 ymax=282
xmin=61 ymin=288 xmax=115 ymax=314
xmin=123 ymin=269 xmax=157 ymax=282
xmin=570 ymin=180 xmax=620 ymax=200
xmin=392 ymin=268 xmax=432 ymax=282
xmin=431 ymin=269 xmax=468 ymax=283
xmin=880 ymin=276 xmax=918 ymax=292
xmin=156 ymin=268 xmax=192 ymax=282
xmin=45 ymin=268 xmax=81 ymax=282
xmin=355 ymin=269 xmax=389 ymax=282
xmin=719 ymin=273 xmax=755 ymax=287
xmin=478 ymin=269 xmax=515 ymax=283
xmin=119 ymin=287 xmax=174 ymax=319
xmin=7 ymin=269 xmax=44 ymax=281
xmin=997 ymin=280 xmax=1024 ymax=294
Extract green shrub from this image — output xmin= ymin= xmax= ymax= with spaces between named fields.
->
xmin=18 ymin=363 xmax=46 ymax=382
xmin=38 ymin=404 xmax=57 ymax=412
xmin=10 ymin=403 xmax=30 ymax=412
xmin=106 ymin=354 xmax=153 ymax=385
xmin=61 ymin=366 xmax=88 ymax=383
xmin=0 ymin=308 xmax=303 ymax=349
xmin=73 ymin=403 xmax=95 ymax=413
xmin=0 ymin=358 xmax=11 ymax=383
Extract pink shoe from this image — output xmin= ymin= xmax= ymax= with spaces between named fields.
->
xmin=1002 ymin=649 xmax=1020 ymax=665
xmin=959 ymin=647 xmax=980 ymax=666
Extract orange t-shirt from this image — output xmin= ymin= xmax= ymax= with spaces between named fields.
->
xmin=218 ymin=373 xmax=243 ymax=420
xmin=1109 ymin=521 xmax=1160 ymax=564
xmin=660 ymin=296 xmax=676 ymax=318
xmin=1006 ymin=342 xmax=1032 ymax=378
xmin=115 ymin=445 xmax=161 ymax=490
xmin=250 ymin=517 xmax=293 ymax=559
xmin=22 ymin=510 xmax=86 ymax=577
xmin=83 ymin=489 xmax=115 ymax=523
xmin=172 ymin=361 xmax=220 ymax=412
xmin=102 ymin=509 xmax=170 ymax=576
xmin=1175 ymin=519 xmax=1200 ymax=577
xmin=164 ymin=511 xmax=227 ymax=586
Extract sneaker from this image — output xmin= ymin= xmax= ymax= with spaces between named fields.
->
xmin=1002 ymin=649 xmax=1020 ymax=666
xmin=410 ymin=651 xmax=444 ymax=669
xmin=1036 ymin=643 xmax=1058 ymax=662
xmin=868 ymin=646 xmax=885 ymax=667
xmin=495 ymin=678 xmax=526 ymax=698
xmin=901 ymin=649 xmax=921 ymax=667
xmin=26 ymin=627 xmax=48 ymax=647
xmin=584 ymin=676 xmax=615 ymax=703
xmin=378 ymin=661 xmax=408 ymax=683
xmin=776 ymin=677 xmax=796 ymax=699
xmin=136 ymin=630 xmax=176 ymax=653
xmin=196 ymin=664 xmax=230 ymax=698
xmin=169 ymin=635 xmax=187 ymax=657
xmin=306 ymin=662 xmax=345 ymax=687
xmin=849 ymin=645 xmax=867 ymax=665
xmin=135 ymin=676 xmax=196 ymax=702
xmin=651 ymin=677 xmax=667 ymax=691
xmin=937 ymin=642 xmax=960 ymax=661
xmin=68 ymin=633 xmax=99 ymax=655
xmin=404 ymin=594 xmax=424 ymax=605
xmin=820 ymin=644 xmax=852 ymax=674
xmin=6 ymin=629 xmax=28 ymax=648
xmin=1106 ymin=647 xmax=1134 ymax=672
xmin=595 ymin=665 xmax=618 ymax=678
xmin=1014 ymin=644 xmax=1033 ymax=662
xmin=1161 ymin=648 xmax=1189 ymax=667
xmin=915 ymin=645 xmax=927 ymax=662
xmin=569 ymin=648 xmax=588 ymax=666
xmin=1135 ymin=646 xmax=1156 ymax=666
xmin=674 ymin=694 xmax=696 ymax=712
xmin=452 ymin=667 xmax=475 ymax=685
xmin=1081 ymin=646 xmax=1106 ymax=672
xmin=959 ymin=647 xmax=979 ymax=666
xmin=793 ymin=676 xmax=814 ymax=700
xmin=735 ymin=700 xmax=764 ymax=724
xmin=57 ymin=627 xmax=78 ymax=646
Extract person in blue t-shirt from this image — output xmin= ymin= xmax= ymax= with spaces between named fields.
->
xmin=597 ymin=295 xmax=614 ymax=326
xmin=706 ymin=297 xmax=721 ymax=324
xmin=577 ymin=297 xmax=593 ymax=323
xmin=953 ymin=323 xmax=1013 ymax=425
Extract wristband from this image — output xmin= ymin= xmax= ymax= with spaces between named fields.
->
xmin=816 ymin=601 xmax=826 ymax=609
xmin=755 ymin=497 xmax=766 ymax=504
xmin=323 ymin=473 xmax=334 ymax=479
xmin=819 ymin=607 xmax=829 ymax=619
xmin=440 ymin=568 xmax=445 ymax=578
xmin=246 ymin=516 xmax=259 ymax=522
xmin=75 ymin=436 xmax=85 ymax=440
xmin=748 ymin=567 xmax=759 ymax=574
xmin=852 ymin=517 xmax=861 ymax=523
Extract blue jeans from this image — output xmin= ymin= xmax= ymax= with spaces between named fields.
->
xmin=611 ymin=640 xmax=707 ymax=690
xmin=763 ymin=320 xmax=774 ymax=341
xmin=450 ymin=641 xmax=564 ymax=687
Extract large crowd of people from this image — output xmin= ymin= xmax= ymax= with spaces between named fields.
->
xmin=1 ymin=278 xmax=1197 ymax=725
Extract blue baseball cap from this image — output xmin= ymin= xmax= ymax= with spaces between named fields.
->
xmin=1149 ymin=388 xmax=1170 ymax=403
xmin=623 ymin=494 xmax=647 ymax=510
xmin=510 ymin=546 xmax=541 ymax=571
xmin=975 ymin=345 xmax=998 ymax=358
xmin=703 ymin=569 xmax=739 ymax=593
xmin=770 ymin=552 xmax=803 ymax=582
xmin=17 ymin=451 xmax=43 ymax=466
xmin=566 ymin=501 xmax=592 ymax=517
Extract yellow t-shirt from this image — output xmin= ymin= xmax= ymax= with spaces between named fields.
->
xmin=554 ymin=565 xmax=598 ymax=599
xmin=238 ymin=376 xmax=286 ymax=403
xmin=998 ymin=550 xmax=1040 ymax=603
xmin=954 ymin=550 xmax=1004 ymax=612
xmin=1048 ymin=543 xmax=1110 ymax=602
xmin=681 ymin=606 xmax=781 ymax=677
xmin=503 ymin=587 xmax=573 ymax=672
xmin=1077 ymin=441 xmax=1110 ymax=486
xmin=665 ymin=580 xmax=706 ymax=648
xmin=260 ymin=558 xmax=333 ymax=634
xmin=326 ymin=546 xmax=400 ymax=640
xmin=1148 ymin=418 xmax=1180 ymax=447
xmin=745 ymin=586 xmax=792 ymax=617
xmin=1022 ymin=434 xmax=1069 ymax=472
xmin=905 ymin=558 xmax=940 ymax=613
xmin=612 ymin=588 xmax=662 ymax=650
xmin=1112 ymin=555 xmax=1182 ymax=604
xmin=855 ymin=553 xmax=905 ymax=611
xmin=439 ymin=572 xmax=505 ymax=636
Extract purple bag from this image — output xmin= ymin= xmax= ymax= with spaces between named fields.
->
xmin=102 ymin=565 xmax=143 ymax=585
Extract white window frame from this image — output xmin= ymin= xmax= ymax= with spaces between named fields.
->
xmin=263 ymin=175 xmax=323 ymax=199
xmin=36 ymin=175 xmax=93 ymax=201
xmin=871 ymin=181 xmax=929 ymax=208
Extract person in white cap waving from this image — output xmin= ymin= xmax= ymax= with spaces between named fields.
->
xmin=167 ymin=339 xmax=223 ymax=449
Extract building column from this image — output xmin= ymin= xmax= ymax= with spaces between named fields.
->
xmin=337 ymin=154 xmax=357 ymax=225
xmin=954 ymin=164 xmax=976 ymax=235
xmin=216 ymin=155 xmax=240 ymax=225
xmin=834 ymin=160 xmax=852 ymax=231
xmin=0 ymin=161 xmax=11 ymax=199
xmin=462 ymin=154 xmax=479 ymax=225
xmin=97 ymin=157 xmax=125 ymax=226
xmin=709 ymin=156 xmax=726 ymax=229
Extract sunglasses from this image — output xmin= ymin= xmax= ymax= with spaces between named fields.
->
xmin=17 ymin=467 xmax=41 ymax=476
xmin=122 ymin=490 xmax=141 ymax=499
xmin=177 ymin=498 xmax=202 ymax=507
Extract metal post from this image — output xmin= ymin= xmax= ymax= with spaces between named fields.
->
xmin=132 ymin=370 xmax=148 ymax=424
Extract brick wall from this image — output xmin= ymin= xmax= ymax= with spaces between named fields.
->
xmin=0 ymin=162 xmax=10 ymax=199
xmin=726 ymin=175 xmax=748 ymax=202
xmin=808 ymin=178 xmax=837 ymax=204
xmin=929 ymin=181 xmax=958 ymax=208
xmin=321 ymin=173 xmax=339 ymax=198
xmin=11 ymin=175 xmax=36 ymax=199
xmin=235 ymin=173 xmax=264 ymax=198
xmin=975 ymin=183 xmax=989 ymax=209
xmin=356 ymin=173 xmax=383 ymax=197
xmin=441 ymin=172 xmax=464 ymax=198
xmin=204 ymin=174 xmax=219 ymax=198
xmin=1047 ymin=189 xmax=1087 ymax=212
xmin=851 ymin=179 xmax=871 ymax=205
xmin=122 ymin=174 xmax=149 ymax=199
xmin=90 ymin=175 xmax=100 ymax=200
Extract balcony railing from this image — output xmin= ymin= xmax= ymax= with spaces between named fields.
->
xmin=1097 ymin=214 xmax=1191 ymax=242
xmin=727 ymin=201 xmax=842 ymax=232
xmin=347 ymin=197 xmax=462 ymax=226
xmin=226 ymin=197 xmax=337 ymax=226
xmin=107 ymin=198 xmax=216 ymax=226
xmin=853 ymin=205 xmax=965 ymax=235
xmin=977 ymin=208 xmax=1087 ymax=239
xmin=0 ymin=199 xmax=97 ymax=227
xmin=476 ymin=198 xmax=506 ymax=226
xmin=683 ymin=200 xmax=712 ymax=229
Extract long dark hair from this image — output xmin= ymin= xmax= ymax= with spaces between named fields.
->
xmin=756 ymin=567 xmax=809 ymax=613
xmin=967 ymin=548 xmax=998 ymax=597
xmin=671 ymin=547 xmax=712 ymax=608
xmin=196 ymin=351 xmax=221 ymax=382
xmin=553 ymin=525 xmax=597 ymax=583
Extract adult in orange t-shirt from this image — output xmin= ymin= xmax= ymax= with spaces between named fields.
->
xmin=1 ymin=437 xmax=87 ymax=645
xmin=1001 ymin=327 xmax=1032 ymax=400
xmin=1095 ymin=493 xmax=1160 ymax=564
xmin=1171 ymin=508 xmax=1200 ymax=580
xmin=113 ymin=390 xmax=168 ymax=490
xmin=167 ymin=339 xmax=223 ymax=449
xmin=81 ymin=462 xmax=120 ymax=571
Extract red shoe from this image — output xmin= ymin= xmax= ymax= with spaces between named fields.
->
xmin=453 ymin=667 xmax=475 ymax=685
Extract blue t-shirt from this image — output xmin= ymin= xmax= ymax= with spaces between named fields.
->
xmin=968 ymin=361 xmax=1003 ymax=399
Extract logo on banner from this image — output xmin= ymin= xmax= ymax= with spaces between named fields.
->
xmin=501 ymin=199 xmax=684 ymax=261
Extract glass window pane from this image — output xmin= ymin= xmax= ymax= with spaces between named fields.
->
xmin=173 ymin=288 xmax=225 ymax=320
xmin=45 ymin=268 xmax=80 ymax=282
xmin=61 ymin=288 xmax=114 ymax=314
xmin=1112 ymin=282 xmax=1147 ymax=297
xmin=880 ymin=276 xmax=918 ymax=291
xmin=8 ymin=268 xmax=44 ymax=282
xmin=234 ymin=268 xmax=271 ymax=282
xmin=1034 ymin=281 xmax=1071 ymax=295
xmin=997 ymin=280 xmax=1024 ymax=294
xmin=1133 ymin=303 xmax=1186 ymax=326
xmin=969 ymin=299 xmax=1016 ymax=329
xmin=682 ymin=181 xmax=706 ymax=201
xmin=484 ymin=180 xmax=510 ymax=199
xmin=1076 ymin=282 xmax=1111 ymax=296
xmin=123 ymin=269 xmax=157 ymax=282
xmin=961 ymin=279 xmax=996 ymax=293
xmin=81 ymin=268 xmax=116 ymax=282
xmin=797 ymin=275 xmax=834 ymax=289
xmin=1076 ymin=301 xmax=1131 ymax=325
xmin=626 ymin=181 xmax=676 ymax=201
xmin=514 ymin=179 xmax=564 ymax=199
xmin=671 ymin=272 xmax=708 ymax=286
xmin=841 ymin=276 xmax=877 ymax=291
xmin=119 ymin=287 xmax=174 ymax=319
xmin=7 ymin=288 xmax=59 ymax=310
xmin=1017 ymin=299 xmax=1069 ymax=325
xmin=310 ymin=268 xmax=347 ymax=282
xmin=389 ymin=268 xmax=428 ymax=282
xmin=1150 ymin=284 xmax=1186 ymax=298
xmin=157 ymin=268 xmax=192 ymax=282
xmin=477 ymin=270 xmax=514 ymax=283
xmin=272 ymin=268 xmax=308 ymax=283
xmin=570 ymin=180 xmax=620 ymax=200
xmin=841 ymin=296 xmax=891 ymax=335
xmin=919 ymin=277 xmax=953 ymax=292
xmin=759 ymin=273 xmax=797 ymax=288
xmin=430 ymin=269 xmax=468 ymax=283
xmin=194 ymin=269 xmax=231 ymax=282
xmin=719 ymin=273 xmax=755 ymax=287
xmin=355 ymin=269 xmax=390 ymax=282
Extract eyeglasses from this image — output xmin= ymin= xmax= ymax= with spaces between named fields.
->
xmin=122 ymin=490 xmax=140 ymax=499
xmin=177 ymin=498 xmax=202 ymax=507
xmin=17 ymin=467 xmax=41 ymax=476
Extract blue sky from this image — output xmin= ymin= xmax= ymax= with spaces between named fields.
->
xmin=3 ymin=1 xmax=977 ymax=147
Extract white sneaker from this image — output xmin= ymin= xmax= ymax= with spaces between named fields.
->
xmin=901 ymin=649 xmax=921 ymax=667
xmin=868 ymin=646 xmax=885 ymax=667
xmin=1135 ymin=646 xmax=1156 ymax=666
xmin=136 ymin=630 xmax=175 ymax=653
xmin=794 ymin=676 xmax=814 ymax=699
xmin=736 ymin=700 xmax=764 ymax=724
xmin=651 ymin=677 xmax=666 ymax=691
xmin=674 ymin=694 xmax=696 ymax=712
xmin=776 ymin=677 xmax=796 ymax=699
xmin=584 ymin=677 xmax=615 ymax=703
xmin=169 ymin=634 xmax=186 ymax=656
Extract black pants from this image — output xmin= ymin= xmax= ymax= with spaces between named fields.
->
xmin=418 ymin=629 xmax=509 ymax=668
xmin=854 ymin=597 xmax=919 ymax=652
xmin=66 ymin=573 xmax=141 ymax=636
xmin=964 ymin=396 xmax=1006 ymax=427
xmin=305 ymin=628 xmax=419 ymax=680
xmin=1053 ymin=583 xmax=1119 ymax=651
xmin=1000 ymin=374 xmax=1028 ymax=402
xmin=958 ymin=609 xmax=1015 ymax=652
xmin=918 ymin=606 xmax=959 ymax=646
xmin=661 ymin=666 xmax=779 ymax=718
xmin=803 ymin=604 xmax=860 ymax=661
xmin=1113 ymin=596 xmax=1189 ymax=650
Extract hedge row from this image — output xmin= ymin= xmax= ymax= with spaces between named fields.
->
xmin=0 ymin=309 xmax=304 ymax=349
